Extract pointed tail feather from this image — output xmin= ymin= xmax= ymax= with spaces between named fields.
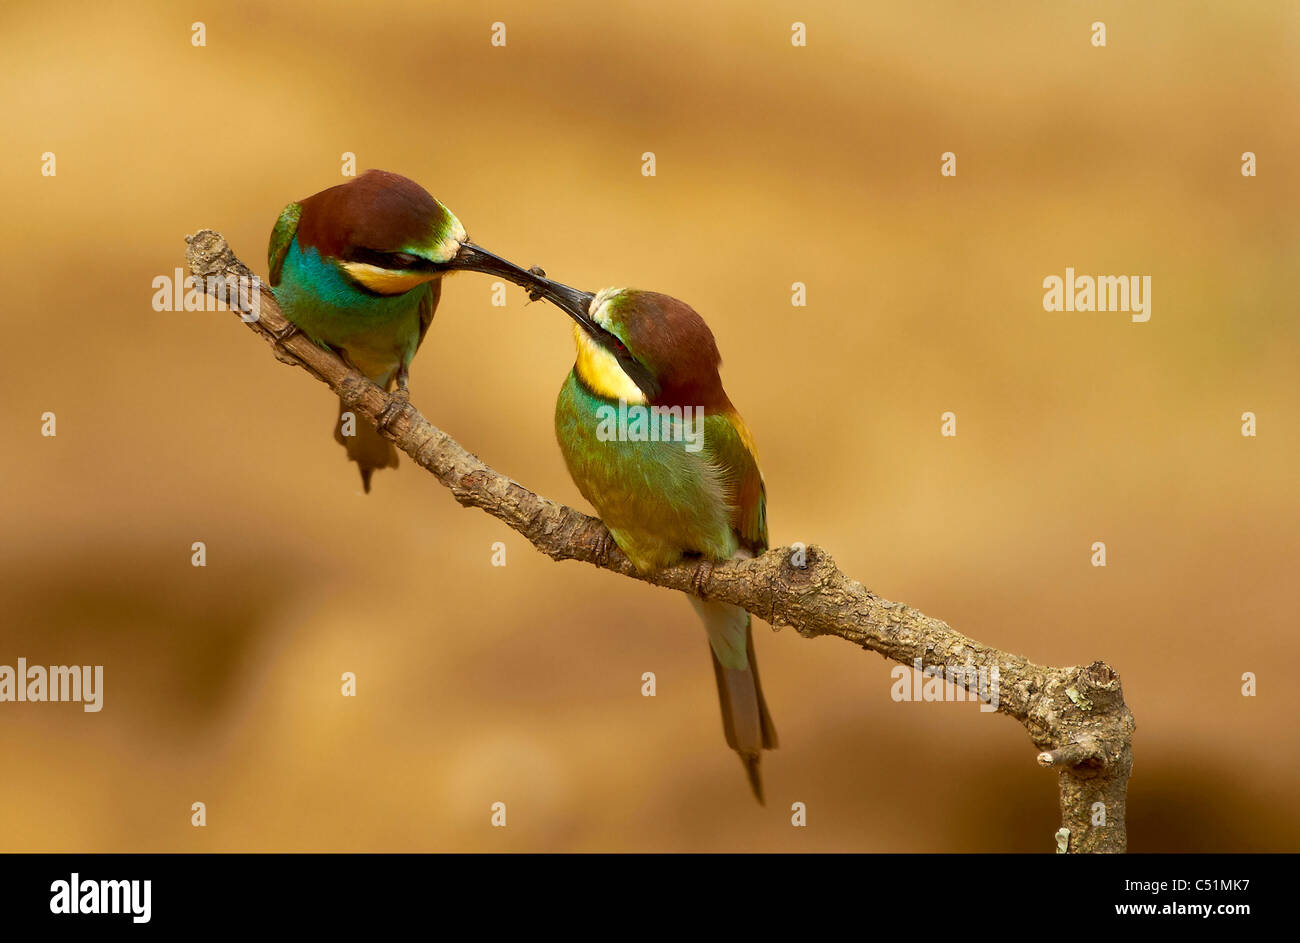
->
xmin=695 ymin=597 xmax=777 ymax=803
xmin=334 ymin=396 xmax=398 ymax=492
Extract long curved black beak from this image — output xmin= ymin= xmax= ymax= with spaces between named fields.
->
xmin=444 ymin=242 xmax=545 ymax=285
xmin=460 ymin=253 xmax=661 ymax=400
xmin=529 ymin=279 xmax=601 ymax=335
xmin=447 ymin=242 xmax=598 ymax=329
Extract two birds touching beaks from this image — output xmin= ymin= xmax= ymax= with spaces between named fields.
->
xmin=268 ymin=170 xmax=777 ymax=802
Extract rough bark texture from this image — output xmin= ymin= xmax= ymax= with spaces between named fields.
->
xmin=185 ymin=229 xmax=1136 ymax=852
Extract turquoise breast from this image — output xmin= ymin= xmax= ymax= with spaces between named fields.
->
xmin=273 ymin=241 xmax=426 ymax=382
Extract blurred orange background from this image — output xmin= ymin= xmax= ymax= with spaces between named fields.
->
xmin=2 ymin=0 xmax=1297 ymax=851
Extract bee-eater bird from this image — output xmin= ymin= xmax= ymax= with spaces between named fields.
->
xmin=538 ymin=281 xmax=778 ymax=801
xmin=267 ymin=169 xmax=542 ymax=491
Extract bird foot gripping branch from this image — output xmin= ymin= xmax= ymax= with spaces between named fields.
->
xmin=691 ymin=559 xmax=714 ymax=598
xmin=267 ymin=321 xmax=300 ymax=365
xmin=375 ymin=388 xmax=411 ymax=435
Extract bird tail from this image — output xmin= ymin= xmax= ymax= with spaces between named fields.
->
xmin=334 ymin=390 xmax=398 ymax=493
xmin=692 ymin=596 xmax=778 ymax=804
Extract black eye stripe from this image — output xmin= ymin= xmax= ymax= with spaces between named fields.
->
xmin=596 ymin=327 xmax=626 ymax=353
xmin=343 ymin=248 xmax=431 ymax=271
xmin=600 ymin=333 xmax=659 ymax=395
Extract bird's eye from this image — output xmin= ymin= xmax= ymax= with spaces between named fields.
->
xmin=387 ymin=252 xmax=419 ymax=268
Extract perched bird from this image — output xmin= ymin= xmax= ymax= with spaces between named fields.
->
xmin=540 ymin=282 xmax=778 ymax=801
xmin=268 ymin=169 xmax=541 ymax=491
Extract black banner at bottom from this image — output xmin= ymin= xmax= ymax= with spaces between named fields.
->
xmin=0 ymin=852 xmax=1281 ymax=930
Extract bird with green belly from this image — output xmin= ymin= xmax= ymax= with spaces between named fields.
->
xmin=536 ymin=280 xmax=778 ymax=801
xmin=268 ymin=169 xmax=544 ymax=491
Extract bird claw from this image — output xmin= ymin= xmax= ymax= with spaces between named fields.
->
xmin=376 ymin=390 xmax=408 ymax=434
xmin=691 ymin=559 xmax=714 ymax=598
xmin=269 ymin=321 xmax=300 ymax=364
xmin=592 ymin=528 xmax=616 ymax=566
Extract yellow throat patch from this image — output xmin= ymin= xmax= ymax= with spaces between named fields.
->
xmin=573 ymin=323 xmax=647 ymax=404
xmin=341 ymin=262 xmax=434 ymax=296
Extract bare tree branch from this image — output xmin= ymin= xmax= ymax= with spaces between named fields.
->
xmin=185 ymin=229 xmax=1136 ymax=853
